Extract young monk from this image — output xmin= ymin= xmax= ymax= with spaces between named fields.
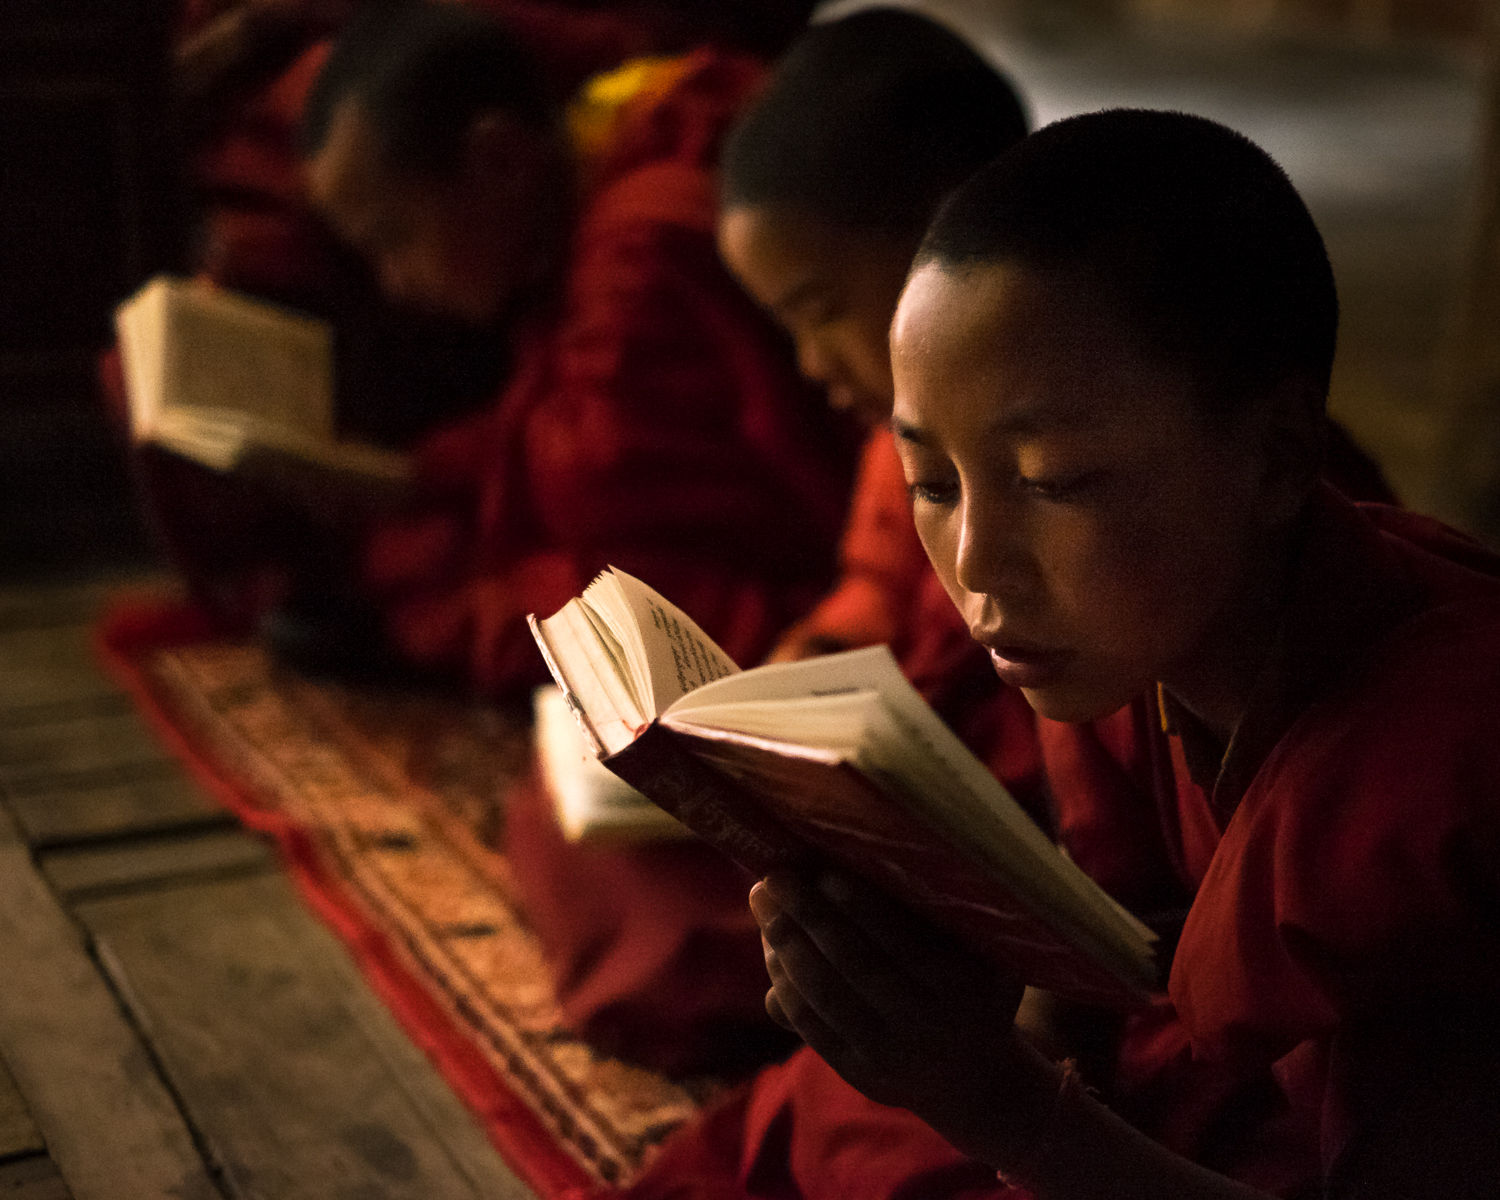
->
xmin=717 ymin=8 xmax=1387 ymax=761
xmin=718 ymin=8 xmax=1027 ymax=668
xmin=486 ymin=6 xmax=1037 ymax=1078
xmin=728 ymin=109 xmax=1500 ymax=1199
xmin=713 ymin=7 xmax=1046 ymax=820
xmin=114 ymin=0 xmax=842 ymax=637
xmin=289 ymin=0 xmax=859 ymax=1074
xmin=105 ymin=1 xmax=856 ymax=1077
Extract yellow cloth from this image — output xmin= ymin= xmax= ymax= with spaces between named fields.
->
xmin=565 ymin=55 xmax=693 ymax=163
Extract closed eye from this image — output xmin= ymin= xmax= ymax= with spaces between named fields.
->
xmin=907 ymin=480 xmax=959 ymax=506
xmin=1016 ymin=470 xmax=1102 ymax=501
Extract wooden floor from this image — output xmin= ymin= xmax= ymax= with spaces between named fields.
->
xmin=0 ymin=576 xmax=535 ymax=1200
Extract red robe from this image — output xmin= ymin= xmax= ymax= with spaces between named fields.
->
xmin=107 ymin=40 xmax=854 ymax=683
xmin=627 ymin=486 xmax=1500 ymax=1199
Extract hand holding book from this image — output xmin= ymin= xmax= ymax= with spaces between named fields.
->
xmin=530 ymin=567 xmax=1159 ymax=1009
xmin=749 ymin=866 xmax=1058 ymax=1166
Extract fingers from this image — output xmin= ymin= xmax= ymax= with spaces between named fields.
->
xmin=752 ymin=883 xmax=887 ymax=1042
xmin=750 ymin=871 xmax=1033 ymax=1129
xmin=807 ymin=868 xmax=985 ymax=988
xmin=761 ymin=869 xmax=982 ymax=1011
xmin=752 ymin=869 xmax=1024 ymax=1032
xmin=758 ymin=925 xmax=885 ymax=1093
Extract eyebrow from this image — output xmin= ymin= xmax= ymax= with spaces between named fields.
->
xmin=891 ymin=401 xmax=1090 ymax=448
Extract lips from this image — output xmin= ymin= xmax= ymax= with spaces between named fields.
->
xmin=973 ymin=634 xmax=1071 ymax=690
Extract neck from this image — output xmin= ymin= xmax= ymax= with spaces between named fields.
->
xmin=1160 ymin=518 xmax=1304 ymax=747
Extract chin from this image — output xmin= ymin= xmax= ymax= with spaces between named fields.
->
xmin=1019 ymin=682 xmax=1136 ymax=726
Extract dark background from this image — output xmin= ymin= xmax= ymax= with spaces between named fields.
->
xmin=0 ymin=0 xmax=182 ymax=576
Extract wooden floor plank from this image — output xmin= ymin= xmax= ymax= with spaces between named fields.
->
xmin=0 ymin=810 xmax=220 ymax=1200
xmin=0 ymin=709 xmax=171 ymax=794
xmin=40 ymin=828 xmax=276 ymax=900
xmin=0 ymin=624 xmax=123 ymax=714
xmin=0 ymin=1056 xmax=45 ymax=1162
xmin=0 ymin=692 xmax=134 ymax=732
xmin=0 ymin=575 xmax=160 ymax=632
xmin=0 ymin=1154 xmax=74 ymax=1199
xmin=5 ymin=765 xmax=231 ymax=848
xmin=77 ymin=872 xmax=535 ymax=1200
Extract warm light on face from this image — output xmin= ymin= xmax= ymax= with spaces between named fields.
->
xmin=890 ymin=260 xmax=1280 ymax=725
xmin=717 ymin=205 xmax=916 ymax=430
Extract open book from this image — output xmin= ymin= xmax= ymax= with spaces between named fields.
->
xmin=115 ymin=276 xmax=409 ymax=482
xmin=530 ymin=568 xmax=1159 ymax=1009
xmin=532 ymin=685 xmax=691 ymax=843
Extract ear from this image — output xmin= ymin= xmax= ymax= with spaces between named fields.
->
xmin=1254 ymin=375 xmax=1327 ymax=524
xmin=464 ymin=110 xmax=548 ymax=189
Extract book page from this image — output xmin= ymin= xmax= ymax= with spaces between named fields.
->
xmin=533 ymin=602 xmax=646 ymax=755
xmin=670 ymin=690 xmax=877 ymax=750
xmin=116 ymin=278 xmax=172 ymax=441
xmin=151 ymin=409 xmax=252 ymax=472
xmin=148 ymin=407 xmax=411 ymax=483
xmin=667 ymin=644 xmax=901 ymax=716
xmin=588 ymin=568 xmax=740 ymax=717
xmin=670 ymin=726 xmax=1154 ymax=1006
xmin=247 ymin=424 xmax=411 ymax=483
xmin=151 ymin=278 xmax=334 ymax=440
xmin=575 ymin=589 xmax=648 ymax=717
xmin=862 ymin=701 xmax=1157 ymax=968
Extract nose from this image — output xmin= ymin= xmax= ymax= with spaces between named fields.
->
xmin=953 ymin=487 xmax=1034 ymax=605
xmin=795 ymin=333 xmax=840 ymax=389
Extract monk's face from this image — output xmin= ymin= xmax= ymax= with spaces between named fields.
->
xmin=307 ymin=100 xmax=551 ymax=325
xmin=892 ymin=260 xmax=1294 ymax=726
xmin=718 ymin=205 xmax=915 ymax=429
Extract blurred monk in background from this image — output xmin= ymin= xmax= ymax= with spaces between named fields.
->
xmin=102 ymin=0 xmax=856 ymax=1079
xmin=111 ymin=0 xmax=855 ymax=696
xmin=497 ymin=5 xmax=1040 ymax=1082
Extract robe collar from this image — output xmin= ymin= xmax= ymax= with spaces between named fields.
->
xmin=1157 ymin=484 xmax=1424 ymax=829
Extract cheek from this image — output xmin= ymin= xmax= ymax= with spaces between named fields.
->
xmin=1052 ymin=508 xmax=1231 ymax=661
xmin=912 ymin=504 xmax=964 ymax=604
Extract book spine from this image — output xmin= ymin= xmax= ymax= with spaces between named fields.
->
xmin=606 ymin=724 xmax=806 ymax=878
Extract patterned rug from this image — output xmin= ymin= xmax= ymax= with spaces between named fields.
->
xmin=97 ymin=602 xmax=717 ymax=1199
